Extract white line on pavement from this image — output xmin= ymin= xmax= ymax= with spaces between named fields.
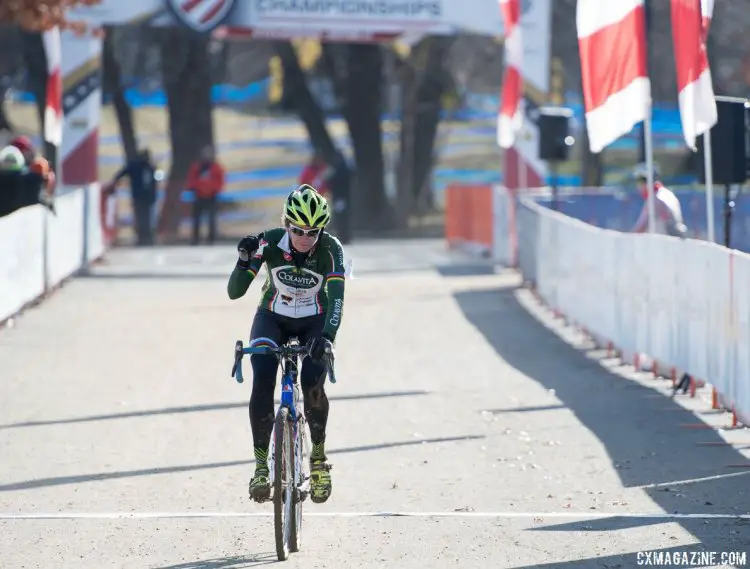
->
xmin=635 ymin=470 xmax=750 ymax=489
xmin=0 ymin=512 xmax=748 ymax=520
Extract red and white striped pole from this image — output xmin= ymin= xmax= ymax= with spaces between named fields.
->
xmin=497 ymin=0 xmax=522 ymax=150
xmin=497 ymin=0 xmax=526 ymax=191
xmin=42 ymin=26 xmax=63 ymax=170
xmin=670 ymin=0 xmax=717 ymax=242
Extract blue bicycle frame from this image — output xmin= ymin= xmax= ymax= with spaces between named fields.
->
xmin=231 ymin=337 xmax=336 ymax=497
xmin=231 ymin=338 xmax=337 ymax=456
xmin=230 ymin=337 xmax=336 ymax=559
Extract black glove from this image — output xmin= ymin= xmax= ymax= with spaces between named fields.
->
xmin=310 ymin=335 xmax=333 ymax=361
xmin=237 ymin=234 xmax=260 ymax=269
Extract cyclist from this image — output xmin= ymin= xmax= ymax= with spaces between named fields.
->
xmin=227 ymin=184 xmax=347 ymax=504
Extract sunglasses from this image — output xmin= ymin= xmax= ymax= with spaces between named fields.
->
xmin=288 ymin=224 xmax=320 ymax=238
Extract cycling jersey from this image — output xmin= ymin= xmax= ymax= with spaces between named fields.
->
xmin=227 ymin=227 xmax=347 ymax=340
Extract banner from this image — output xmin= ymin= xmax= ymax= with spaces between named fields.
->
xmin=501 ymin=0 xmax=552 ymax=190
xmin=70 ymin=0 xmax=503 ymax=37
xmin=577 ymin=0 xmax=650 ymax=153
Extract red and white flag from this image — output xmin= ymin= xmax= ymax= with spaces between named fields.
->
xmin=497 ymin=0 xmax=522 ymax=149
xmin=42 ymin=26 xmax=62 ymax=147
xmin=577 ymin=0 xmax=650 ymax=153
xmin=671 ymin=0 xmax=716 ymax=150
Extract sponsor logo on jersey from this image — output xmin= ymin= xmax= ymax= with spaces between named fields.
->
xmin=335 ymin=244 xmax=345 ymax=268
xmin=329 ymin=298 xmax=343 ymax=327
xmin=277 ymin=268 xmax=320 ymax=289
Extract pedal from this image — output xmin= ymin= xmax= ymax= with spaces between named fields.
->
xmin=249 ymin=482 xmax=272 ymax=504
xmin=249 ymin=491 xmax=271 ymax=504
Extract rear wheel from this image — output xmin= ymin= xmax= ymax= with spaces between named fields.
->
xmin=273 ymin=408 xmax=295 ymax=561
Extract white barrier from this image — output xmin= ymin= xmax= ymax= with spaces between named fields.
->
xmin=514 ymin=196 xmax=750 ymax=427
xmin=0 ymin=206 xmax=46 ymax=321
xmin=0 ymin=183 xmax=110 ymax=324
xmin=491 ymin=185 xmax=517 ymax=266
xmin=46 ymin=189 xmax=86 ymax=286
xmin=84 ymin=182 xmax=106 ymax=263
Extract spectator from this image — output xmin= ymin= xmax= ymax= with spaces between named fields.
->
xmin=9 ymin=134 xmax=56 ymax=199
xmin=109 ymin=148 xmax=159 ymax=246
xmin=0 ymin=145 xmax=52 ymax=218
xmin=299 ymin=151 xmax=331 ymax=201
xmin=629 ymin=163 xmax=687 ymax=238
xmin=186 ymin=145 xmax=225 ymax=246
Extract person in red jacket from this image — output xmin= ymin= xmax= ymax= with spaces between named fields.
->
xmin=186 ymin=145 xmax=225 ymax=245
xmin=299 ymin=152 xmax=331 ymax=201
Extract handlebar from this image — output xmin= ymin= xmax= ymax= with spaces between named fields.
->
xmin=231 ymin=340 xmax=337 ymax=385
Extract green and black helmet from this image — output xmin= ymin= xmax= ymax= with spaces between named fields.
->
xmin=283 ymin=184 xmax=331 ymax=229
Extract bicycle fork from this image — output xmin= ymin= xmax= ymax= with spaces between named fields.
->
xmin=295 ymin=411 xmax=310 ymax=502
xmin=268 ymin=411 xmax=308 ymax=500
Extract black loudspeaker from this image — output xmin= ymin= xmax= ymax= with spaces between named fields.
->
xmin=538 ymin=106 xmax=573 ymax=161
xmin=696 ymin=96 xmax=749 ymax=185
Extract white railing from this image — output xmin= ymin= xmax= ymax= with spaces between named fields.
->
xmin=515 ymin=194 xmax=750 ymax=426
xmin=444 ymin=183 xmax=750 ymax=426
xmin=0 ymin=184 xmax=114 ymax=323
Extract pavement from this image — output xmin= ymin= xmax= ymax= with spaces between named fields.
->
xmin=0 ymin=239 xmax=749 ymax=569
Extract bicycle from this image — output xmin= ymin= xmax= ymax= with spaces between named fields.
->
xmin=231 ymin=336 xmax=336 ymax=561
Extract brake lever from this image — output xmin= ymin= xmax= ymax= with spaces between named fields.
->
xmin=324 ymin=349 xmax=337 ymax=384
xmin=232 ymin=340 xmax=244 ymax=383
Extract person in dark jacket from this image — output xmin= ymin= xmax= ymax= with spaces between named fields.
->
xmin=110 ymin=148 xmax=159 ymax=246
xmin=9 ymin=135 xmax=56 ymax=198
xmin=0 ymin=145 xmax=53 ymax=218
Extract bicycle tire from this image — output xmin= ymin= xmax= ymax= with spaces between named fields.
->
xmin=290 ymin=411 xmax=305 ymax=552
xmin=273 ymin=407 xmax=294 ymax=561
xmin=289 ymin=356 xmax=303 ymax=553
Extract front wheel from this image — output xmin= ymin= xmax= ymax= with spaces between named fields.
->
xmin=273 ymin=407 xmax=295 ymax=561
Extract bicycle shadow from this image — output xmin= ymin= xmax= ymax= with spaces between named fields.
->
xmin=153 ymin=552 xmax=277 ymax=568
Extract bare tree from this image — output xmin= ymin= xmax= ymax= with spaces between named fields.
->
xmin=0 ymin=25 xmax=23 ymax=133
xmin=395 ymin=36 xmax=455 ymax=224
xmin=101 ymin=25 xmax=137 ymax=162
xmin=153 ymin=27 xmax=214 ymax=239
xmin=0 ymin=0 xmax=103 ymax=32
xmin=275 ymin=41 xmax=338 ymax=161
xmin=322 ymin=43 xmax=392 ymax=229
